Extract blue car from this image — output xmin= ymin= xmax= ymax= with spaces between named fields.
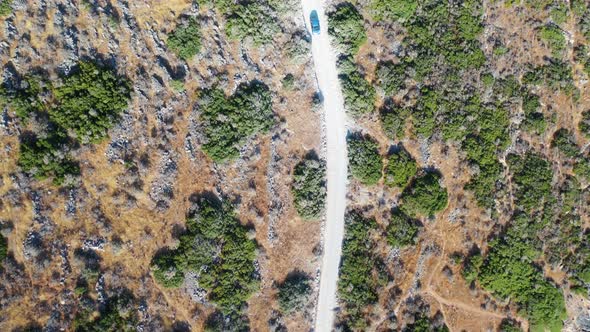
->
xmin=310 ymin=10 xmax=320 ymax=35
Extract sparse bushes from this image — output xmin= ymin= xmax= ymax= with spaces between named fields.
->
xmin=400 ymin=172 xmax=448 ymax=218
xmin=199 ymin=81 xmax=274 ymax=162
xmin=327 ymin=3 xmax=366 ymax=55
xmin=338 ymin=211 xmax=379 ymax=329
xmin=347 ymin=134 xmax=383 ymax=185
xmin=291 ymin=156 xmax=326 ymax=220
xmin=384 ymin=148 xmax=417 ymax=188
xmin=386 ymin=209 xmax=419 ymax=248
xmin=167 ymin=17 xmax=201 ymax=60
xmin=151 ymin=195 xmax=258 ymax=317
xmin=277 ymin=272 xmax=312 ymax=314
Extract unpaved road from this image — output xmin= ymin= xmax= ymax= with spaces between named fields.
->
xmin=300 ymin=0 xmax=348 ymax=331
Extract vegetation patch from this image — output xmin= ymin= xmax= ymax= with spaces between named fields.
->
xmin=523 ymin=60 xmax=577 ymax=97
xmin=277 ymin=272 xmax=312 ymax=314
xmin=225 ymin=2 xmax=280 ymax=45
xmin=507 ymin=152 xmax=553 ymax=212
xmin=0 ymin=0 xmax=11 ymax=16
xmin=386 ymin=209 xmax=420 ymax=248
xmin=2 ymin=62 xmax=131 ymax=185
xmin=521 ymin=93 xmax=546 ymax=134
xmin=401 ymin=171 xmax=448 ymax=218
xmin=380 ymin=101 xmax=410 ymax=140
xmin=74 ymin=291 xmax=138 ymax=332
xmin=579 ymin=110 xmax=590 ymax=138
xmin=291 ymin=156 xmax=327 ymax=220
xmin=338 ymin=211 xmax=379 ymax=329
xmin=384 ymin=147 xmax=417 ymax=188
xmin=167 ymin=17 xmax=201 ymax=60
xmin=347 ymin=134 xmax=383 ymax=185
xmin=371 ymin=0 xmax=417 ymax=22
xmin=337 ymin=57 xmax=375 ymax=116
xmin=150 ymin=195 xmax=259 ymax=321
xmin=466 ymin=213 xmax=567 ymax=331
xmin=327 ymin=3 xmax=367 ymax=55
xmin=375 ymin=61 xmax=410 ymax=96
xmin=551 ymin=128 xmax=580 ymax=158
xmin=199 ymin=81 xmax=275 ymax=162
xmin=539 ymin=25 xmax=566 ymax=57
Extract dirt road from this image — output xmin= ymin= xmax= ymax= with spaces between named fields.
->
xmin=300 ymin=0 xmax=348 ymax=331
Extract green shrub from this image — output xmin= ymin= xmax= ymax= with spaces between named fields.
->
xmin=338 ymin=211 xmax=379 ymax=328
xmin=523 ymin=60 xmax=577 ymax=97
xmin=0 ymin=235 xmax=7 ymax=261
xmin=380 ymin=102 xmax=410 ymax=140
xmin=151 ymin=195 xmax=258 ymax=317
xmin=476 ymin=231 xmax=566 ymax=331
xmin=18 ymin=130 xmax=80 ymax=185
xmin=291 ymin=157 xmax=326 ymax=220
xmin=579 ymin=110 xmax=590 ymax=138
xmin=337 ymin=57 xmax=376 ymax=116
xmin=53 ymin=62 xmax=132 ymax=143
xmin=499 ymin=319 xmax=523 ymax=332
xmin=74 ymin=292 xmax=138 ymax=332
xmin=375 ymin=61 xmax=409 ymax=96
xmin=384 ymin=148 xmax=417 ymax=188
xmin=574 ymin=45 xmax=590 ymax=77
xmin=151 ymin=250 xmax=185 ymax=288
xmin=226 ymin=2 xmax=280 ymax=45
xmin=282 ymin=74 xmax=295 ymax=90
xmin=539 ymin=25 xmax=566 ymax=57
xmin=347 ymin=135 xmax=383 ymax=185
xmin=327 ymin=3 xmax=367 ymax=55
xmin=371 ymin=0 xmax=417 ymax=22
xmin=277 ymin=272 xmax=312 ymax=314
xmin=550 ymin=3 xmax=568 ymax=25
xmin=170 ymin=79 xmax=185 ymax=92
xmin=386 ymin=209 xmax=419 ymax=248
xmin=401 ymin=171 xmax=448 ymax=218
xmin=167 ymin=17 xmax=201 ymax=60
xmin=552 ymin=128 xmax=579 ymax=158
xmin=521 ymin=93 xmax=546 ymax=134
xmin=507 ymin=152 xmax=553 ymax=212
xmin=0 ymin=0 xmax=11 ymax=16
xmin=573 ymin=157 xmax=590 ymax=181
xmin=1 ymin=75 xmax=45 ymax=120
xmin=404 ymin=0 xmax=485 ymax=70
xmin=199 ymin=81 xmax=275 ymax=162
xmin=462 ymin=252 xmax=483 ymax=285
